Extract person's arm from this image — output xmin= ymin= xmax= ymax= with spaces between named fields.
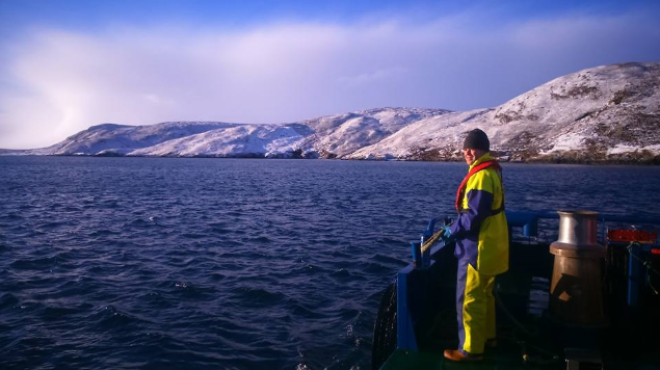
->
xmin=450 ymin=173 xmax=494 ymax=237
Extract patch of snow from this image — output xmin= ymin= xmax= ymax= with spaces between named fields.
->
xmin=542 ymin=133 xmax=587 ymax=153
xmin=608 ymin=144 xmax=640 ymax=155
xmin=609 ymin=144 xmax=660 ymax=155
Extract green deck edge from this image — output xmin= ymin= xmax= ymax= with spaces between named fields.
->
xmin=378 ymin=349 xmax=444 ymax=370
xmin=379 ymin=348 xmax=561 ymax=370
xmin=379 ymin=348 xmax=660 ymax=370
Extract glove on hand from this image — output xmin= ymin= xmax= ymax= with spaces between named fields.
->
xmin=442 ymin=225 xmax=452 ymax=239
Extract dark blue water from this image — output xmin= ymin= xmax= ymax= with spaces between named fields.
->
xmin=1 ymin=157 xmax=659 ymax=370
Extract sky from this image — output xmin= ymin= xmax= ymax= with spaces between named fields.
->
xmin=1 ymin=0 xmax=659 ymax=149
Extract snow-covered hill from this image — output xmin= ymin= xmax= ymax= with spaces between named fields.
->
xmin=129 ymin=123 xmax=313 ymax=158
xmin=348 ymin=62 xmax=660 ymax=162
xmin=34 ymin=122 xmax=241 ymax=156
xmin=5 ymin=62 xmax=660 ymax=163
xmin=299 ymin=107 xmax=450 ymax=158
xmin=16 ymin=107 xmax=451 ymax=159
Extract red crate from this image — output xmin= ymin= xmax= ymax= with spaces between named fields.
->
xmin=607 ymin=229 xmax=658 ymax=244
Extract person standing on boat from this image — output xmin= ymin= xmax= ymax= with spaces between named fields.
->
xmin=442 ymin=128 xmax=509 ymax=362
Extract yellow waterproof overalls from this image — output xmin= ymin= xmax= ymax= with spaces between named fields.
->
xmin=448 ymin=153 xmax=509 ymax=355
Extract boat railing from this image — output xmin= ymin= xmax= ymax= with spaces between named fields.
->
xmin=416 ymin=211 xmax=659 ymax=265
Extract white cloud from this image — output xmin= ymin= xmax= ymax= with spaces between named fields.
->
xmin=338 ymin=67 xmax=410 ymax=88
xmin=0 ymin=10 xmax=659 ymax=149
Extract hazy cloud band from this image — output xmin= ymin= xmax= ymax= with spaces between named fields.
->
xmin=1 ymin=11 xmax=659 ymax=148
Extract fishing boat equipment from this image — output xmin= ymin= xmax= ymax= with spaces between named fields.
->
xmin=372 ymin=210 xmax=660 ymax=370
xmin=549 ymin=210 xmax=606 ymax=325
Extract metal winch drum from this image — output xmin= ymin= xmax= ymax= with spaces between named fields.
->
xmin=549 ymin=210 xmax=606 ymax=325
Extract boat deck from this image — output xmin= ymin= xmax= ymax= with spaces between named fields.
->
xmin=375 ymin=219 xmax=660 ymax=370
xmin=382 ymin=348 xmax=554 ymax=370
xmin=382 ymin=345 xmax=660 ymax=370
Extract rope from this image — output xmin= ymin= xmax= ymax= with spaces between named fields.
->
xmin=493 ymin=285 xmax=539 ymax=338
xmin=421 ymin=229 xmax=445 ymax=254
xmin=627 ymin=241 xmax=660 ymax=295
xmin=493 ymin=286 xmax=560 ymax=365
xmin=627 ymin=242 xmax=660 ymax=277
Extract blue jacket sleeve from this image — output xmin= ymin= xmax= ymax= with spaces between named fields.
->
xmin=450 ymin=189 xmax=494 ymax=238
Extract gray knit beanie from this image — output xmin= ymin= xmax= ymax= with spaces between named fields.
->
xmin=463 ymin=129 xmax=490 ymax=151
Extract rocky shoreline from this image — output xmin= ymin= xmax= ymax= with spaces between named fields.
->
xmin=8 ymin=151 xmax=659 ymax=165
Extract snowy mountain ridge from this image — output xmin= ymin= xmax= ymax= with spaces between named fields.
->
xmin=4 ymin=62 xmax=660 ymax=163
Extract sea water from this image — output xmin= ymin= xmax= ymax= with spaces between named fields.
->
xmin=1 ymin=157 xmax=659 ymax=369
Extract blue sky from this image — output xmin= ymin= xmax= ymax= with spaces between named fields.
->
xmin=1 ymin=0 xmax=659 ymax=148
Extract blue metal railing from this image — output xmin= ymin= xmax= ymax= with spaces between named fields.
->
xmin=506 ymin=210 xmax=659 ymax=238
